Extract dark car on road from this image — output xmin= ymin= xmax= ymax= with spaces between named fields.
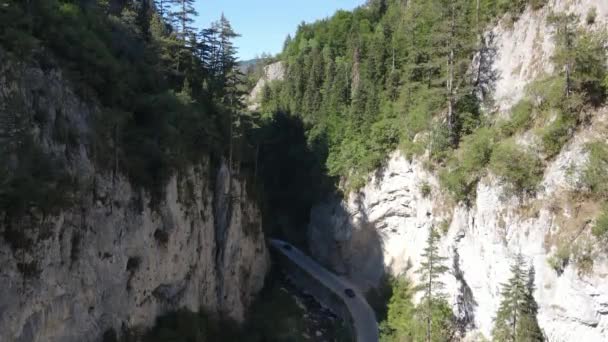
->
xmin=282 ymin=244 xmax=292 ymax=251
xmin=344 ymin=288 xmax=356 ymax=298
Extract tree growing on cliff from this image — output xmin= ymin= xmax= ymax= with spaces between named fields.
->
xmin=492 ymin=254 xmax=544 ymax=342
xmin=548 ymin=12 xmax=608 ymax=107
xmin=380 ymin=277 xmax=420 ymax=341
xmin=415 ymin=226 xmax=455 ymax=342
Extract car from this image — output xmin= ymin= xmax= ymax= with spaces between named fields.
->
xmin=344 ymin=288 xmax=356 ymax=298
xmin=282 ymin=244 xmax=292 ymax=251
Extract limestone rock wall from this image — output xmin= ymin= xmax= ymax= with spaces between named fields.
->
xmin=0 ymin=52 xmax=269 ymax=342
xmin=247 ymin=61 xmax=285 ymax=111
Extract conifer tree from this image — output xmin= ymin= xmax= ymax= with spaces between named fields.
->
xmin=382 ymin=277 xmax=420 ymax=341
xmin=154 ymin=0 xmax=172 ymax=20
xmin=492 ymin=254 xmax=544 ymax=342
xmin=415 ymin=226 xmax=453 ymax=342
xmin=549 ymin=12 xmax=608 ymax=106
xmin=216 ymin=14 xmax=240 ymax=93
xmin=548 ymin=12 xmax=579 ymax=99
xmin=171 ymin=0 xmax=198 ymax=41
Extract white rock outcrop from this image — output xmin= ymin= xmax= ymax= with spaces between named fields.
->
xmin=247 ymin=61 xmax=285 ymax=111
xmin=309 ymin=1 xmax=608 ymax=341
xmin=310 ymin=144 xmax=608 ymax=340
xmin=0 ymin=51 xmax=270 ymax=341
xmin=492 ymin=0 xmax=608 ymax=111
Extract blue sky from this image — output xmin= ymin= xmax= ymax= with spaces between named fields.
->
xmin=193 ymin=0 xmax=364 ymax=61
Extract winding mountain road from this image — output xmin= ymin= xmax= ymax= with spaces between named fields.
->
xmin=270 ymin=239 xmax=379 ymax=342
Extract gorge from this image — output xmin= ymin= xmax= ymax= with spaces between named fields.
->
xmin=2 ymin=0 xmax=608 ymax=341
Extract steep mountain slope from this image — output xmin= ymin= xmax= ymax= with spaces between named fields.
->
xmin=0 ymin=47 xmax=269 ymax=342
xmin=308 ymin=1 xmax=608 ymax=341
xmin=0 ymin=2 xmax=270 ymax=341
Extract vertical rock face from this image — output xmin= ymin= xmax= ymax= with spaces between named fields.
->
xmin=309 ymin=1 xmax=608 ymax=341
xmin=247 ymin=61 xmax=285 ymax=111
xmin=491 ymin=0 xmax=608 ymax=111
xmin=310 ymin=145 xmax=608 ymax=341
xmin=0 ymin=54 xmax=269 ymax=341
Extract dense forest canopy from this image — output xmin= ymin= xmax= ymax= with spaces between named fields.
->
xmin=260 ymin=0 xmax=607 ymax=194
xmin=1 ymin=1 xmax=608 ymax=341
xmin=0 ymin=0 xmax=250 ymax=217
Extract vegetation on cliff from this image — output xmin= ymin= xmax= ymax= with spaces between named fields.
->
xmin=258 ymin=0 xmax=558 ymax=189
xmin=259 ymin=0 xmax=607 ymax=197
xmin=0 ymin=0 xmax=247 ymax=220
xmin=492 ymin=255 xmax=544 ymax=342
xmin=380 ymin=227 xmax=455 ymax=341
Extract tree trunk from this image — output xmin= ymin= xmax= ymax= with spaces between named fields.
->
xmin=474 ymin=0 xmax=484 ymax=90
xmin=113 ymin=123 xmax=118 ymax=186
xmin=181 ymin=0 xmax=186 ymax=36
xmin=476 ymin=0 xmax=480 ymax=30
xmin=392 ymin=45 xmax=396 ymax=72
xmin=229 ymin=110 xmax=233 ymax=174
xmin=565 ymin=21 xmax=572 ymax=98
xmin=427 ymin=247 xmax=434 ymax=342
xmin=447 ymin=0 xmax=456 ymax=145
xmin=253 ymin=143 xmax=259 ymax=187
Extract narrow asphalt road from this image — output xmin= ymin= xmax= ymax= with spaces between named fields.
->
xmin=270 ymin=239 xmax=379 ymax=342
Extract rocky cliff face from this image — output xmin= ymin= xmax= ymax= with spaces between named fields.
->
xmin=0 ymin=52 xmax=269 ymax=341
xmin=309 ymin=1 xmax=608 ymax=341
xmin=247 ymin=61 xmax=285 ymax=111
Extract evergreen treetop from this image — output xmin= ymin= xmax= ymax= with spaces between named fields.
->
xmin=492 ymin=254 xmax=544 ymax=342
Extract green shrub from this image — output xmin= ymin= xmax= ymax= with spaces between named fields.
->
xmin=489 ymin=141 xmax=544 ymax=195
xmin=420 ymin=182 xmax=432 ymax=198
xmin=499 ymin=100 xmax=534 ymax=137
xmin=400 ymin=139 xmax=425 ymax=161
xmin=572 ymin=29 xmax=608 ymax=106
xmin=401 ymin=87 xmax=445 ymax=140
xmin=0 ymin=138 xmax=74 ymax=222
xmin=526 ymin=76 xmax=566 ymax=110
xmin=459 ymin=128 xmax=496 ymax=173
xmin=592 ymin=208 xmax=608 ymax=240
xmin=530 ymin=0 xmax=549 ymax=10
xmin=429 ymin=123 xmax=452 ymax=162
xmin=455 ymin=94 xmax=482 ymax=137
xmin=586 ymin=7 xmax=598 ymax=25
xmin=439 ymin=167 xmax=472 ymax=203
xmin=540 ymin=113 xmax=576 ymax=158
xmin=547 ymin=244 xmax=570 ymax=275
xmin=582 ymin=141 xmax=608 ymax=199
xmin=439 ymin=128 xmax=496 ymax=202
xmin=571 ymin=240 xmax=595 ymax=275
xmin=438 ymin=220 xmax=450 ymax=235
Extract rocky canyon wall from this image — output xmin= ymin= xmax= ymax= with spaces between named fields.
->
xmin=309 ymin=1 xmax=608 ymax=340
xmin=0 ymin=50 xmax=269 ymax=342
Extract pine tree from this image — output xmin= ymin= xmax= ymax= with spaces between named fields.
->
xmin=437 ymin=0 xmax=476 ymax=145
xmin=492 ymin=254 xmax=544 ymax=342
xmin=303 ymin=45 xmax=324 ymax=118
xmin=120 ymin=5 xmax=141 ymax=36
xmin=97 ymin=0 xmax=110 ymax=14
xmin=135 ymin=0 xmax=151 ymax=40
xmin=149 ymin=11 xmax=168 ymax=40
xmin=216 ymin=14 xmax=240 ymax=94
xmin=383 ymin=277 xmax=420 ymax=341
xmin=415 ymin=226 xmax=452 ymax=342
xmin=170 ymin=0 xmax=198 ymax=41
xmin=199 ymin=24 xmax=220 ymax=81
xmin=154 ymin=0 xmax=172 ymax=20
xmin=549 ymin=12 xmax=608 ymax=106
xmin=548 ymin=12 xmax=579 ymax=99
